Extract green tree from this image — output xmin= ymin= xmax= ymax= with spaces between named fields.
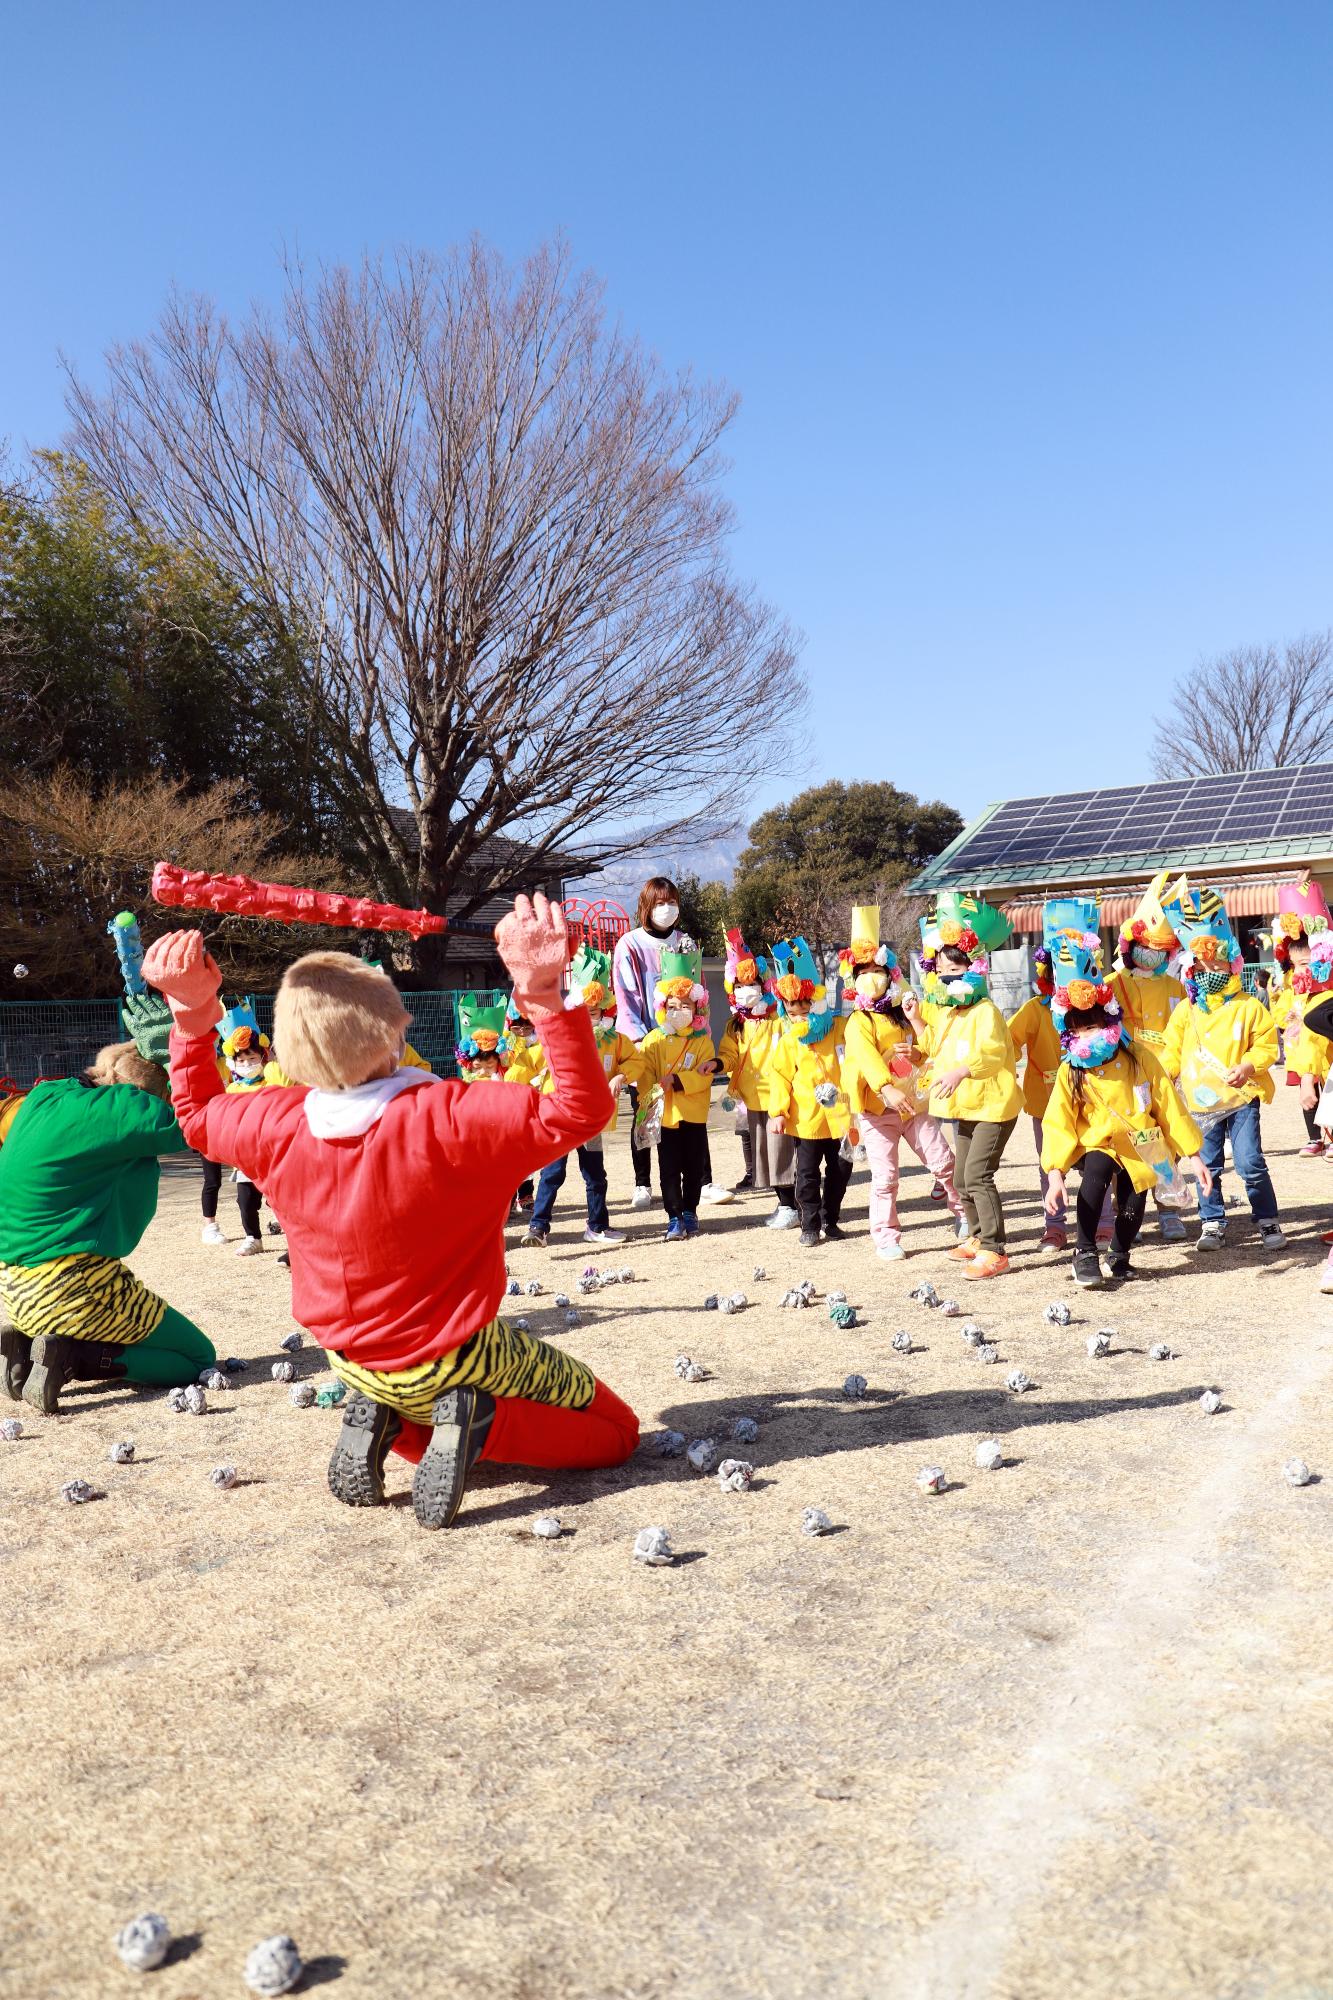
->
xmin=674 ymin=873 xmax=730 ymax=956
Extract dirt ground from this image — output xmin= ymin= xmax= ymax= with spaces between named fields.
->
xmin=3 ymin=1084 xmax=1333 ymax=2000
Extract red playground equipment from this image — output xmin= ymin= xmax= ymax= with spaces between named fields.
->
xmin=562 ymin=895 xmax=631 ymax=959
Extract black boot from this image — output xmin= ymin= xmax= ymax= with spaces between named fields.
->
xmin=412 ymin=1387 xmax=496 ymax=1530
xmin=1 ymin=1326 xmax=32 ymax=1401
xmin=64 ymin=1343 xmax=129 ymax=1383
xmin=327 ymin=1393 xmax=402 ymax=1506
xmin=22 ymin=1334 xmax=77 ymax=1415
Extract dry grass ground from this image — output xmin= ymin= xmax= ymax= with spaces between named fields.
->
xmin=3 ymin=1088 xmax=1332 ymax=2000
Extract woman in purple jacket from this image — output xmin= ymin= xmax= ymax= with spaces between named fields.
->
xmin=612 ymin=876 xmax=734 ymax=1208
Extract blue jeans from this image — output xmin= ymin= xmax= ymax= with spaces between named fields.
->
xmin=1197 ymin=1098 xmax=1278 ymax=1223
xmin=531 ymin=1145 xmax=609 ymax=1235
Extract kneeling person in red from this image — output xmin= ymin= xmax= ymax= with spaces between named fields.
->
xmin=142 ymin=897 xmax=639 ymax=1529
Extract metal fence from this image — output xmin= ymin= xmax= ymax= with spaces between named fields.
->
xmin=0 ymin=989 xmax=508 ymax=1089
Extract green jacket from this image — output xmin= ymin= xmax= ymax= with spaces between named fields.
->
xmin=0 ymin=1078 xmax=187 ymax=1267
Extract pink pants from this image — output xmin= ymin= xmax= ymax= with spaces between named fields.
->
xmin=860 ymin=1107 xmax=965 ymax=1248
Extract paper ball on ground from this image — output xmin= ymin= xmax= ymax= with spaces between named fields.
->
xmin=827 ymin=1288 xmax=848 ymax=1307
xmin=1006 ymin=1369 xmax=1034 ymax=1393
xmin=526 ymin=1279 xmax=544 ymax=1296
xmin=279 ymin=1331 xmax=303 ymax=1353
xmin=702 ymin=1294 xmax=719 ymax=1311
xmin=314 ymin=1382 xmax=346 ymax=1408
xmin=1148 ymin=1342 xmax=1173 ymax=1361
xmin=61 ymin=1479 xmax=96 ymax=1504
xmin=210 ymin=1465 xmax=238 ymax=1489
xmin=165 ymin=1387 xmax=188 ymax=1411
xmin=842 ymin=1373 xmax=868 ymax=1400
xmin=717 ymin=1457 xmax=754 ymax=1493
xmin=289 ymin=1382 xmax=317 ymax=1408
xmin=1086 ymin=1332 xmax=1111 ymax=1358
xmin=892 ymin=1330 xmax=912 ymax=1353
xmin=1043 ymin=1302 xmax=1072 ymax=1327
xmin=554 ymin=1293 xmax=571 ymax=1309
xmin=829 ymin=1303 xmax=857 ymax=1329
xmin=563 ymin=1309 xmax=580 ymax=1328
xmin=532 ymin=1516 xmax=562 ymax=1538
xmin=916 ymin=1464 xmax=947 ymax=1494
xmin=909 ymin=1280 xmax=938 ymax=1305
xmin=182 ymin=1384 xmax=207 ymax=1414
xmin=655 ymin=1429 xmax=686 ymax=1458
xmin=243 ymin=1935 xmax=303 ymax=1996
xmin=801 ymin=1506 xmax=833 ymax=1536
xmin=224 ymin=1356 xmax=247 ymax=1372
xmin=721 ymin=1292 xmax=747 ymax=1315
xmin=978 ymin=1343 xmax=1000 ymax=1365
xmin=686 ymin=1438 xmax=717 ymax=1473
xmin=577 ymin=1276 xmax=597 ymax=1295
xmin=271 ymin=1360 xmax=295 ymax=1383
xmin=674 ymin=1354 xmax=707 ymax=1383
xmin=617 ymin=1267 xmax=635 ymax=1282
xmin=937 ymin=1299 xmax=961 ymax=1317
xmin=798 ymin=1279 xmax=816 ymax=1301
xmin=751 ymin=1264 xmax=767 ymax=1281
xmin=582 ymin=1263 xmax=600 ymax=1278
xmin=506 ymin=1279 xmax=521 ymax=1296
xmin=732 ymin=1415 xmax=759 ymax=1443
xmin=1199 ymin=1389 xmax=1223 ymax=1415
xmin=961 ymin=1322 xmax=986 ymax=1345
xmin=975 ymin=1439 xmax=1004 ymax=1471
xmin=107 ymin=1440 xmax=135 ymax=1465
xmin=1282 ymin=1458 xmax=1313 ymax=1486
xmin=634 ymin=1526 xmax=674 ymax=1565
xmin=200 ymin=1368 xmax=231 ymax=1391
xmin=114 ymin=1912 xmax=171 ymax=1972
xmin=0 ymin=1417 xmax=22 ymax=1441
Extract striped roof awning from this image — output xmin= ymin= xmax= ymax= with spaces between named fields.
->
xmin=1002 ymin=878 xmax=1283 ymax=933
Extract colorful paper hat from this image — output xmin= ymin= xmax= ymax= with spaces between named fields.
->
xmin=1277 ymin=875 xmax=1330 ymax=929
xmin=723 ymin=927 xmax=772 ymax=999
xmin=839 ymin=904 xmax=896 ymax=978
xmin=1043 ymin=897 xmax=1100 ymax=954
xmin=654 ymin=933 xmax=709 ymax=1032
xmin=657 ymin=936 xmax=703 ymax=987
xmin=568 ymin=943 xmax=615 ymax=1013
xmin=456 ymin=997 xmax=509 ymax=1061
xmin=217 ymin=1003 xmax=260 ymax=1044
xmin=771 ymin=935 xmax=838 ymax=1035
xmin=1173 ymin=885 xmax=1241 ymax=970
xmin=920 ymin=890 xmax=1011 ymax=959
xmin=1121 ymin=871 xmax=1189 ymax=956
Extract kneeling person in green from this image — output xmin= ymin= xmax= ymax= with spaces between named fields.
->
xmin=0 ymin=1040 xmax=215 ymax=1413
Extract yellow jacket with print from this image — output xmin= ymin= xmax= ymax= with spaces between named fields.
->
xmin=767 ymin=1021 xmax=850 ymax=1141
xmin=1107 ymin=967 xmax=1184 ymax=1054
xmin=621 ymin=1031 xmax=716 ymax=1129
xmin=718 ymin=1015 xmax=783 ymax=1112
xmin=1040 ymin=1044 xmax=1203 ymax=1192
xmin=1160 ymin=993 xmax=1279 ymax=1107
xmin=920 ymin=999 xmax=1021 ymax=1123
xmin=840 ymin=1009 xmax=930 ymax=1118
xmin=1273 ymin=980 xmax=1333 ymax=1083
xmin=1006 ymin=997 xmax=1062 ymax=1118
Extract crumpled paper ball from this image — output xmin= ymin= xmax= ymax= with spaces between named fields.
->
xmin=892 ymin=1330 xmax=912 ymax=1353
xmin=223 ymin=1356 xmax=247 ymax=1373
xmin=910 ymin=1281 xmax=939 ymax=1308
xmin=617 ymin=1267 xmax=635 ymax=1283
xmin=582 ymin=1263 xmax=600 ymax=1279
xmin=526 ymin=1279 xmax=544 ymax=1296
xmin=1006 ymin=1369 xmax=1034 ymax=1393
xmin=674 ymin=1354 xmax=707 ymax=1383
xmin=827 ymin=1288 xmax=848 ymax=1307
xmin=779 ymin=1288 xmax=810 ymax=1309
xmin=732 ymin=1415 xmax=759 ymax=1443
xmin=61 ymin=1479 xmax=97 ymax=1504
xmin=289 ymin=1382 xmax=317 ymax=1408
xmin=1086 ymin=1332 xmax=1112 ymax=1358
xmin=937 ymin=1299 xmax=961 ymax=1318
xmin=200 ymin=1368 xmax=231 ymax=1391
xmin=1043 ymin=1302 xmax=1072 ymax=1327
xmin=0 ymin=1417 xmax=22 ymax=1441
xmin=801 ymin=1506 xmax=833 ymax=1536
xmin=532 ymin=1516 xmax=562 ymax=1538
xmin=634 ymin=1525 xmax=674 ymax=1565
xmin=243 ymin=1934 xmax=303 ymax=1996
xmin=961 ymin=1325 xmax=986 ymax=1348
xmin=554 ymin=1293 xmax=571 ymax=1309
xmin=577 ymin=1276 xmax=598 ymax=1295
xmin=513 ymin=1316 xmax=531 ymax=1334
xmin=107 ymin=1440 xmax=135 ymax=1465
xmin=655 ymin=1429 xmax=687 ymax=1457
xmin=315 ymin=1382 xmax=346 ymax=1408
xmin=916 ymin=1465 xmax=947 ymax=1494
xmin=1282 ymin=1457 xmax=1313 ymax=1486
xmin=975 ymin=1438 xmax=1004 ymax=1471
xmin=978 ymin=1343 xmax=1000 ymax=1365
xmin=279 ymin=1331 xmax=303 ymax=1353
xmin=210 ymin=1464 xmax=238 ymax=1489
xmin=1148 ymin=1342 xmax=1173 ymax=1361
xmin=720 ymin=1293 xmax=747 ymax=1315
xmin=842 ymin=1373 xmax=868 ymax=1400
xmin=165 ymin=1387 xmax=188 ymax=1411
xmin=563 ymin=1309 xmax=580 ymax=1329
xmin=168 ymin=1383 xmax=207 ymax=1414
xmin=717 ymin=1457 xmax=754 ymax=1493
xmin=751 ymin=1264 xmax=767 ymax=1281
xmin=1199 ymin=1389 xmax=1223 ymax=1414
xmin=702 ymin=1294 xmax=719 ymax=1311
xmin=686 ymin=1438 xmax=717 ymax=1473
xmin=271 ymin=1360 xmax=295 ymax=1383
xmin=114 ymin=1912 xmax=171 ymax=1972
xmin=798 ymin=1279 xmax=816 ymax=1302
xmin=813 ymin=1080 xmax=841 ymax=1106
xmin=829 ymin=1303 xmax=857 ymax=1330
xmin=12 ymin=963 xmax=28 ymax=979
xmin=506 ymin=1278 xmax=521 ymax=1296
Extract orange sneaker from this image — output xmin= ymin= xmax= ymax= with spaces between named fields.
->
xmin=964 ymin=1251 xmax=1010 ymax=1280
xmin=949 ymin=1236 xmax=981 ymax=1261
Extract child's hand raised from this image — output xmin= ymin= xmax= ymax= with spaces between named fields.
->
xmin=495 ymin=893 xmax=569 ymax=1019
xmin=141 ymin=929 xmax=223 ymax=1039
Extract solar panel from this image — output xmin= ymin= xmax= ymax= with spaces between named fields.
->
xmin=938 ymin=762 xmax=1333 ymax=879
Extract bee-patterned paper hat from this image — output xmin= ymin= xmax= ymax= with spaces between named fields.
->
xmin=1036 ymin=896 xmax=1101 ymax=998
xmin=1049 ymin=927 xmax=1121 ymax=1045
xmin=1170 ymin=885 xmax=1242 ymax=1002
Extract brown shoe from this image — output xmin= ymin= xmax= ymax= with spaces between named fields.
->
xmin=964 ymin=1252 xmax=1010 ymax=1281
xmin=948 ymin=1236 xmax=981 ymax=1261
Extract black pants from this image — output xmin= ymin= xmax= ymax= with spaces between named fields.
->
xmin=659 ymin=1123 xmax=708 ymax=1219
xmin=1077 ymin=1150 xmax=1147 ymax=1255
xmin=199 ymin=1155 xmax=262 ymax=1235
xmin=795 ymin=1137 xmax=852 ymax=1233
xmin=199 ymin=1155 xmax=223 ymax=1218
xmin=1304 ymin=1103 xmax=1323 ymax=1143
xmin=629 ymin=1084 xmax=713 ymax=1189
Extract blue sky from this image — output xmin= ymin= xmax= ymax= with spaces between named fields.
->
xmin=4 ymin=1 xmax=1331 ymax=855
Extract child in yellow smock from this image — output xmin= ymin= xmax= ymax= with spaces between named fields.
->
xmin=767 ymin=966 xmax=851 ymax=1249
xmin=620 ymin=943 xmax=718 ymax=1242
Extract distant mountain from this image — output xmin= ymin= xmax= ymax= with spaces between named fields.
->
xmin=567 ymin=833 xmax=746 ymax=910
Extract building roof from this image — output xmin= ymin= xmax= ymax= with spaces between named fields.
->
xmin=909 ymin=761 xmax=1333 ymax=895
xmin=381 ymin=811 xmax=596 ymax=963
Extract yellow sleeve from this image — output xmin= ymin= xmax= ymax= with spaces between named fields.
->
xmin=262 ymin=1060 xmax=294 ymax=1087
xmin=1245 ymin=997 xmax=1279 ymax=1076
xmin=402 ymin=1042 xmax=431 ymax=1073
xmin=963 ymin=1003 xmax=1014 ymax=1082
xmin=1159 ymin=1000 xmax=1188 ymax=1079
xmin=503 ymin=1045 xmax=535 ymax=1085
xmin=767 ymin=1034 xmax=796 ymax=1118
xmin=1147 ymin=1053 xmax=1202 ymax=1159
xmin=1038 ymin=1068 xmax=1082 ymax=1173
xmin=718 ymin=1023 xmax=741 ymax=1081
xmin=1006 ymin=997 xmax=1036 ymax=1057
xmin=846 ymin=1010 xmax=893 ymax=1096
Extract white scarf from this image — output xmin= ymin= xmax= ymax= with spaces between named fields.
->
xmin=303 ymin=1067 xmax=443 ymax=1140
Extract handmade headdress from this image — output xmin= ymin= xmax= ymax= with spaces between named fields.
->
xmin=218 ymin=1004 xmax=271 ymax=1065
xmin=1266 ymin=875 xmax=1331 ymax=968
xmin=455 ymin=996 xmax=510 ymax=1071
xmin=919 ymin=891 xmax=1010 ymax=1007
xmin=723 ymin=927 xmax=774 ymax=1017
xmin=771 ymin=935 xmax=837 ymax=1040
xmin=568 ymin=943 xmax=616 ymax=1021
xmin=653 ymin=936 xmax=709 ymax=1034
xmin=1049 ymin=928 xmax=1124 ymax=1062
xmin=1036 ymin=896 xmax=1101 ymax=1001
xmin=837 ymin=905 xmax=903 ymax=1013
xmin=1117 ymin=871 xmax=1189 ymax=965
xmin=1170 ymin=885 xmax=1243 ymax=1005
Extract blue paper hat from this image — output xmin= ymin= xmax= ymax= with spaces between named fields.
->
xmin=1171 ymin=885 xmax=1240 ymax=966
xmin=217 ymin=1003 xmax=259 ymax=1044
xmin=1042 ymin=897 xmax=1100 ymax=954
xmin=771 ymin=935 xmax=839 ymax=1038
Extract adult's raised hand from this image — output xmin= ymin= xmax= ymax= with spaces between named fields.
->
xmin=141 ymin=929 xmax=224 ymax=1039
xmin=495 ymin=893 xmax=570 ymax=1019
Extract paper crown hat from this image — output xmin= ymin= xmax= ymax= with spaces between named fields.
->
xmin=1042 ymin=897 xmax=1101 ymax=954
xmin=1170 ymin=884 xmax=1240 ymax=967
xmin=1274 ymin=875 xmax=1330 ymax=937
xmin=920 ymin=890 xmax=1012 ymax=957
xmin=1119 ymin=871 xmax=1189 ymax=953
xmin=1049 ymin=929 xmax=1112 ymax=1035
xmin=838 ymin=904 xmax=897 ymax=977
xmin=771 ymin=937 xmax=838 ymax=1031
xmin=217 ymin=1003 xmax=259 ymax=1043
xmin=568 ymin=942 xmax=614 ymax=1006
xmin=723 ymin=927 xmax=772 ymax=996
xmin=657 ymin=936 xmax=703 ymax=988
xmin=457 ymin=996 xmax=509 ymax=1050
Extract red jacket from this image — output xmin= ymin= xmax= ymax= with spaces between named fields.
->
xmin=167 ymin=1006 xmax=612 ymax=1371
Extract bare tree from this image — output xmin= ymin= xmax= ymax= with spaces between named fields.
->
xmin=1152 ymin=632 xmax=1333 ymax=777
xmin=65 ymin=240 xmax=804 ymax=974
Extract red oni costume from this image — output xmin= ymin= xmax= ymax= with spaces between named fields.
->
xmin=166 ymin=1005 xmax=639 ymax=1470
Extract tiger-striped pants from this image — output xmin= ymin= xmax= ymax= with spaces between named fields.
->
xmin=0 ymin=1254 xmax=215 ymax=1386
xmin=329 ymin=1315 xmax=639 ymax=1471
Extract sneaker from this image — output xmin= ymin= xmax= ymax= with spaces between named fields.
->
xmin=682 ymin=1212 xmax=700 ymax=1238
xmin=799 ymin=1228 xmax=821 ymax=1248
xmin=1320 ymin=1253 xmax=1333 ymax=1295
xmin=1072 ymin=1249 xmax=1103 ymax=1288
xmin=663 ymin=1217 xmax=686 ymax=1243
xmin=235 ymin=1236 xmax=264 ymax=1257
xmin=413 ymin=1386 xmax=497 ymax=1529
xmin=823 ymin=1222 xmax=847 ymax=1242
xmin=519 ymin=1228 xmax=549 ymax=1249
xmin=963 ymin=1251 xmax=1010 ymax=1280
xmin=734 ymin=1173 xmax=755 ymax=1192
xmin=700 ymin=1183 xmax=736 ymax=1206
xmin=1040 ymin=1226 xmax=1067 ymax=1252
xmin=1158 ymin=1213 xmax=1187 ymax=1242
xmin=1258 ymin=1220 xmax=1286 ymax=1250
xmin=200 ymin=1221 xmax=226 ymax=1246
xmin=765 ymin=1206 xmax=799 ymax=1230
xmin=327 ymin=1393 xmax=402 ymax=1507
xmin=1196 ymin=1222 xmax=1227 ymax=1253
xmin=631 ymin=1186 xmax=654 ymax=1211
xmin=583 ymin=1227 xmax=625 ymax=1246
xmin=1103 ymin=1251 xmax=1135 ymax=1281
xmin=1299 ymin=1141 xmax=1325 ymax=1157
xmin=929 ymin=1183 xmax=947 ymax=1203
xmin=877 ymin=1241 xmax=907 ymax=1261
xmin=949 ymin=1235 xmax=981 ymax=1261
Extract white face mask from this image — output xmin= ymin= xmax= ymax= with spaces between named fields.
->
xmin=733 ymin=983 xmax=763 ymax=1011
xmin=232 ymin=1060 xmax=263 ymax=1082
xmin=663 ymin=1003 xmax=693 ymax=1035
xmin=651 ymin=903 xmax=679 ymax=929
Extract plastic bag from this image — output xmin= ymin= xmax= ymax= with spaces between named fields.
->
xmin=633 ymin=1085 xmax=664 ymax=1150
xmin=1177 ymin=1043 xmax=1250 ymax=1129
xmin=1127 ymin=1122 xmax=1195 ymax=1210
